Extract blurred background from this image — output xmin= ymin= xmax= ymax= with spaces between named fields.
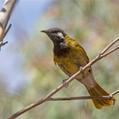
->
xmin=0 ymin=0 xmax=119 ymax=119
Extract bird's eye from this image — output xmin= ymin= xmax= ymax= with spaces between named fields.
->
xmin=57 ymin=32 xmax=64 ymax=39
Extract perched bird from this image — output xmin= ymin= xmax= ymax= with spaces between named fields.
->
xmin=41 ymin=27 xmax=114 ymax=109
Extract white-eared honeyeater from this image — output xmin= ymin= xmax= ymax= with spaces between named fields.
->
xmin=41 ymin=27 xmax=114 ymax=109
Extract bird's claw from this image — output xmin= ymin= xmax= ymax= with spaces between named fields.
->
xmin=62 ymin=79 xmax=69 ymax=88
xmin=80 ymin=66 xmax=83 ymax=71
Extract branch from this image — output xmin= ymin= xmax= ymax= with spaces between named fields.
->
xmin=0 ymin=0 xmax=18 ymax=49
xmin=100 ymin=37 xmax=119 ymax=55
xmin=8 ymin=37 xmax=119 ymax=119
xmin=48 ymin=90 xmax=119 ymax=102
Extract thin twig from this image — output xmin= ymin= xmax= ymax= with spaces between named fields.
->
xmin=48 ymin=90 xmax=119 ymax=101
xmin=49 ymin=96 xmax=112 ymax=101
xmin=101 ymin=46 xmax=119 ymax=58
xmin=0 ymin=0 xmax=18 ymax=49
xmin=8 ymin=37 xmax=119 ymax=119
xmin=0 ymin=41 xmax=8 ymax=47
xmin=0 ymin=23 xmax=12 ymax=48
xmin=0 ymin=24 xmax=12 ymax=49
xmin=3 ymin=23 xmax=12 ymax=39
xmin=111 ymin=90 xmax=119 ymax=97
xmin=100 ymin=37 xmax=119 ymax=55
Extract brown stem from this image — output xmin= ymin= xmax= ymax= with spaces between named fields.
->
xmin=49 ymin=96 xmax=112 ymax=101
xmin=0 ymin=0 xmax=18 ymax=49
xmin=48 ymin=90 xmax=119 ymax=101
xmin=100 ymin=37 xmax=119 ymax=55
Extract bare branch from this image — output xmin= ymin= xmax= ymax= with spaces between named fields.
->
xmin=0 ymin=0 xmax=18 ymax=49
xmin=0 ymin=41 xmax=8 ymax=47
xmin=100 ymin=37 xmax=119 ymax=55
xmin=49 ymin=96 xmax=112 ymax=101
xmin=0 ymin=0 xmax=17 ymax=29
xmin=111 ymin=90 xmax=119 ymax=97
xmin=101 ymin=46 xmax=119 ymax=58
xmin=8 ymin=37 xmax=119 ymax=119
xmin=48 ymin=90 xmax=119 ymax=101
xmin=3 ymin=23 xmax=12 ymax=39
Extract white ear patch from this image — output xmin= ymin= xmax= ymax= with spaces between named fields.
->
xmin=57 ymin=32 xmax=64 ymax=39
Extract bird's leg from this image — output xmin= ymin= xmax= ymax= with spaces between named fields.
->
xmin=63 ymin=67 xmax=84 ymax=88
xmin=62 ymin=78 xmax=69 ymax=88
xmin=79 ymin=66 xmax=85 ymax=78
xmin=79 ymin=66 xmax=83 ymax=72
xmin=77 ymin=66 xmax=86 ymax=84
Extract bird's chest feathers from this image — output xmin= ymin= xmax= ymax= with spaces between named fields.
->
xmin=54 ymin=50 xmax=80 ymax=75
xmin=53 ymin=35 xmax=89 ymax=76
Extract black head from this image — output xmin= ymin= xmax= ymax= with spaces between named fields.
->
xmin=41 ymin=27 xmax=69 ymax=56
xmin=41 ymin=27 xmax=67 ymax=45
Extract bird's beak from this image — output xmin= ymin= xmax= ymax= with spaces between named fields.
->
xmin=41 ymin=30 xmax=48 ymax=34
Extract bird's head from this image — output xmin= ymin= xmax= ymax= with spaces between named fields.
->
xmin=41 ymin=27 xmax=67 ymax=45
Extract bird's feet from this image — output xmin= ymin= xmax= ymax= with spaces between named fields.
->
xmin=62 ymin=79 xmax=69 ymax=88
xmin=79 ymin=66 xmax=83 ymax=72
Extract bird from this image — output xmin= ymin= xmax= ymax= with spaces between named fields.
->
xmin=41 ymin=27 xmax=114 ymax=109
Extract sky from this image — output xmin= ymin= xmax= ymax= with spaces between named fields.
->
xmin=0 ymin=0 xmax=53 ymax=93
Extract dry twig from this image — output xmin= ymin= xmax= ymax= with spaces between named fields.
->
xmin=8 ymin=37 xmax=119 ymax=119
xmin=0 ymin=0 xmax=17 ymax=49
xmin=48 ymin=90 xmax=119 ymax=102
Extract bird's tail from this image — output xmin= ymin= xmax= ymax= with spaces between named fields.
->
xmin=78 ymin=71 xmax=115 ymax=109
xmin=86 ymin=82 xmax=114 ymax=109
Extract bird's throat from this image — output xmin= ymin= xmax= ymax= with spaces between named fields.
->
xmin=53 ymin=43 xmax=70 ymax=56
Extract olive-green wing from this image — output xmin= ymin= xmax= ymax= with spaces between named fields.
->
xmin=66 ymin=36 xmax=89 ymax=66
